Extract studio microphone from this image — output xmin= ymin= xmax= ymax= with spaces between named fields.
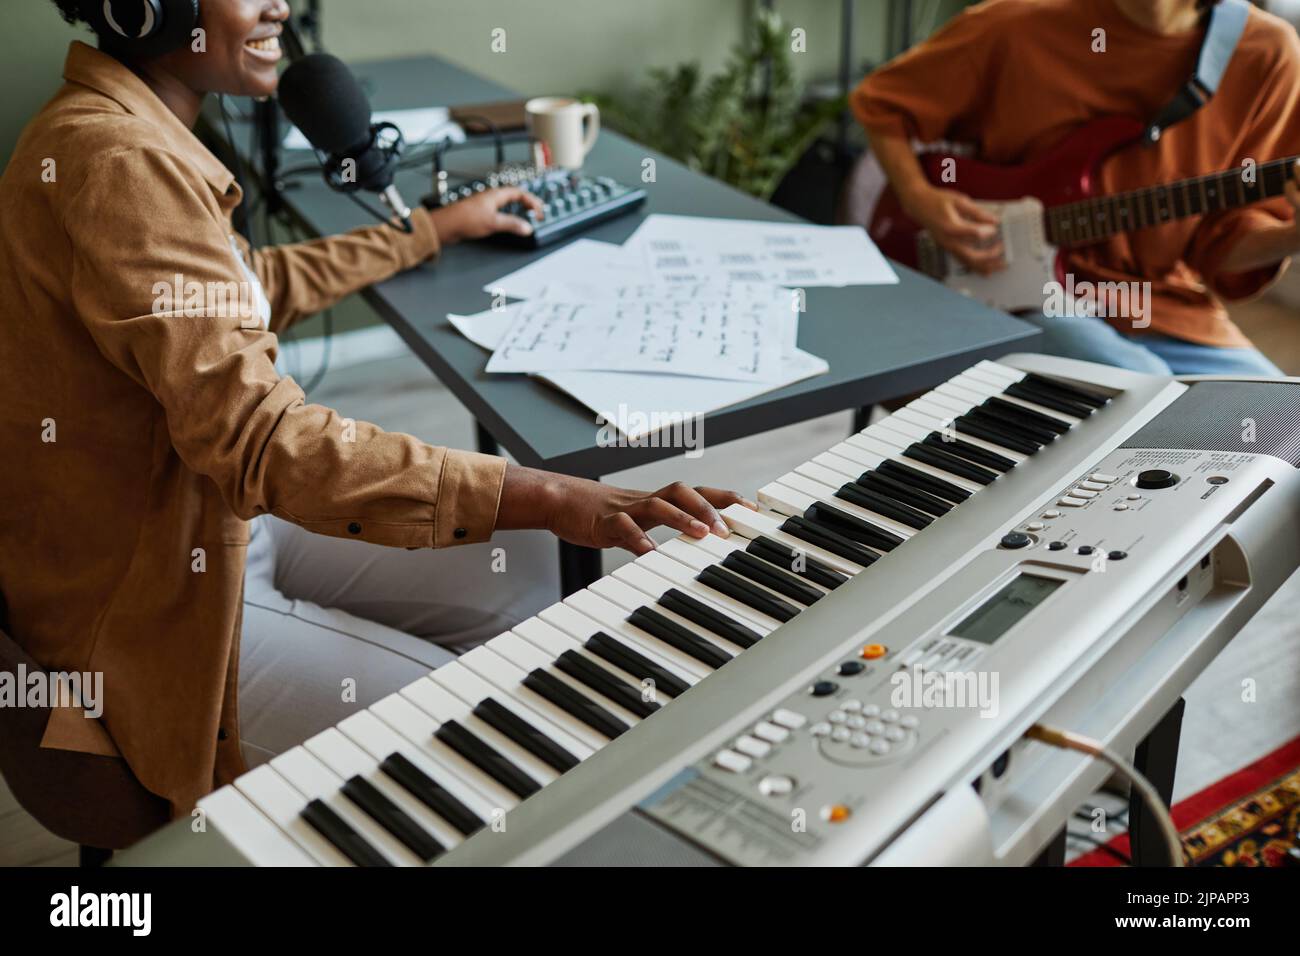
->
xmin=277 ymin=53 xmax=414 ymax=232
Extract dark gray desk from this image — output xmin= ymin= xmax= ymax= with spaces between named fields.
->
xmin=218 ymin=55 xmax=1039 ymax=592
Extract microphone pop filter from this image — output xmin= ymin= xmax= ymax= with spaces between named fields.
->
xmin=278 ymin=53 xmax=373 ymax=156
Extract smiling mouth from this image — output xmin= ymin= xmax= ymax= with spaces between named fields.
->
xmin=245 ymin=35 xmax=282 ymax=57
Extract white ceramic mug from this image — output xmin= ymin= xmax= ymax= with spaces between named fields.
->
xmin=525 ymin=96 xmax=600 ymax=170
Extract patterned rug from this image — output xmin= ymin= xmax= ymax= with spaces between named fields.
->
xmin=1071 ymin=735 xmax=1300 ymax=867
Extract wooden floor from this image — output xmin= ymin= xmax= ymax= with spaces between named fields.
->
xmin=4 ymin=286 xmax=1298 ymax=867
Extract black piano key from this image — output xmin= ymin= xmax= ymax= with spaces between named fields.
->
xmin=627 ymin=606 xmax=733 ymax=668
xmin=969 ymin=404 xmax=1059 ymax=445
xmin=696 ymin=565 xmax=802 ymax=623
xmin=982 ymin=396 xmax=1071 ymax=434
xmin=434 ymin=720 xmax=542 ymax=799
xmin=902 ymin=442 xmax=998 ymax=485
xmin=341 ymin=775 xmax=444 ymax=863
xmin=746 ymin=536 xmax=848 ymax=590
xmin=805 ymin=501 xmax=904 ymax=552
xmin=380 ymin=752 xmax=485 ymax=837
xmin=658 ymin=588 xmax=763 ymax=648
xmin=555 ymin=648 xmax=661 ymax=719
xmin=523 ymin=669 xmax=629 ymax=739
xmin=1004 ymin=380 xmax=1094 ymax=418
xmin=1023 ymin=372 xmax=1109 ymax=408
xmin=473 ymin=698 xmax=580 ymax=774
xmin=780 ymin=515 xmax=879 ymax=568
xmin=953 ymin=415 xmax=1041 ymax=456
xmin=301 ymin=798 xmax=392 ymax=867
xmin=966 ymin=406 xmax=1056 ymax=446
xmin=585 ymin=631 xmax=692 ymax=698
xmin=721 ymin=550 xmax=824 ymax=605
xmin=855 ymin=471 xmax=952 ymax=517
xmin=920 ymin=432 xmax=1015 ymax=473
xmin=834 ymin=482 xmax=932 ymax=530
xmin=878 ymin=458 xmax=973 ymax=502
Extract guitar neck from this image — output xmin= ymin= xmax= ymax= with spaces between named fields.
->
xmin=1046 ymin=157 xmax=1297 ymax=247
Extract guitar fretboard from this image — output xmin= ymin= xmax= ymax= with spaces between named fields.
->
xmin=1046 ymin=157 xmax=1297 ymax=247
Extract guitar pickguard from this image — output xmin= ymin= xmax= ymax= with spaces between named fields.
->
xmin=930 ymin=197 xmax=1058 ymax=315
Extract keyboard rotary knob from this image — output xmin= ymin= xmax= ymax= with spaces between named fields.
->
xmin=1136 ymin=469 xmax=1178 ymax=489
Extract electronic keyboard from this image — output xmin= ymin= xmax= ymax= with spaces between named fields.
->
xmin=116 ymin=354 xmax=1300 ymax=867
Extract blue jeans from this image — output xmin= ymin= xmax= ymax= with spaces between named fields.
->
xmin=1019 ymin=311 xmax=1284 ymax=376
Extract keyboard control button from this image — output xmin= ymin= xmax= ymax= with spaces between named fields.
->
xmin=1090 ymin=473 xmax=1118 ymax=483
xmin=772 ymin=708 xmax=807 ymax=729
xmin=758 ymin=774 xmax=795 ymax=796
xmin=714 ymin=750 xmax=752 ymax=773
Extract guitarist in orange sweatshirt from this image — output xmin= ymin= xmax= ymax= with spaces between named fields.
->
xmin=856 ymin=0 xmax=1300 ymax=375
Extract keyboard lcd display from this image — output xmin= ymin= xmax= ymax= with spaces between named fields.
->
xmin=949 ymin=575 xmax=1063 ymax=645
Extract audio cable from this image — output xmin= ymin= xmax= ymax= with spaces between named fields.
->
xmin=1026 ymin=723 xmax=1185 ymax=867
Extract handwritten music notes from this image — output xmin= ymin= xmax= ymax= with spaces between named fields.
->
xmin=625 ymin=214 xmax=898 ymax=287
xmin=483 ymin=284 xmax=791 ymax=382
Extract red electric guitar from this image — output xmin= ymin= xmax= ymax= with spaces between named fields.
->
xmin=867 ymin=116 xmax=1299 ymax=313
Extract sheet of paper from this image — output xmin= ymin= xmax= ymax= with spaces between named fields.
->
xmin=481 ymin=292 xmax=789 ymax=382
xmin=447 ymin=311 xmax=829 ymax=440
xmin=481 ymin=239 xmax=643 ymax=299
xmin=283 ymin=107 xmax=466 ymax=151
xmin=624 ymin=213 xmax=898 ymax=287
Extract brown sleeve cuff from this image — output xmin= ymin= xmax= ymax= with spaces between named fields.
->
xmin=1195 ymin=208 xmax=1292 ymax=302
xmin=395 ymin=207 xmax=441 ymax=270
xmin=434 ymin=449 xmax=508 ymax=548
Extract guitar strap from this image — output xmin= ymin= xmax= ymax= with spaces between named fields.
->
xmin=1143 ymin=0 xmax=1251 ymax=145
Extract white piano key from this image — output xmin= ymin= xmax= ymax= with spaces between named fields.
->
xmin=548 ymin=594 xmax=713 ymax=679
xmin=916 ymin=391 xmax=977 ymax=418
xmin=337 ymin=708 xmax=501 ymax=823
xmin=303 ymin=727 xmax=461 ymax=854
xmin=369 ymin=691 xmax=523 ymax=813
xmin=936 ymin=379 xmax=996 ymax=405
xmin=399 ymin=678 xmax=557 ymax=786
xmin=271 ymin=746 xmax=423 ymax=866
xmin=811 ymin=450 xmax=872 ymax=482
xmin=719 ymin=502 xmax=865 ymax=575
xmin=197 ymin=784 xmax=317 ymax=867
xmin=690 ymin=532 xmax=747 ymax=561
xmin=233 ymin=764 xmax=351 ymax=866
xmin=973 ymin=359 xmax=1026 ymax=383
xmin=427 ymin=659 xmax=595 ymax=760
xmin=459 ymin=642 xmax=611 ymax=751
xmin=795 ymin=459 xmax=860 ymax=491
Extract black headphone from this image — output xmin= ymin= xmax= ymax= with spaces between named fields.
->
xmin=77 ymin=0 xmax=200 ymax=59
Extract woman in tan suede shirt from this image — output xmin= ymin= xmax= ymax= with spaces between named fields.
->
xmin=0 ymin=0 xmax=751 ymax=815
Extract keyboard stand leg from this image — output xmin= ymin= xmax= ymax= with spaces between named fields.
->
xmin=475 ymin=420 xmax=499 ymax=457
xmin=1128 ymin=696 xmax=1185 ymax=867
xmin=1030 ymin=827 xmax=1066 ymax=866
xmin=559 ymin=541 xmax=602 ymax=598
